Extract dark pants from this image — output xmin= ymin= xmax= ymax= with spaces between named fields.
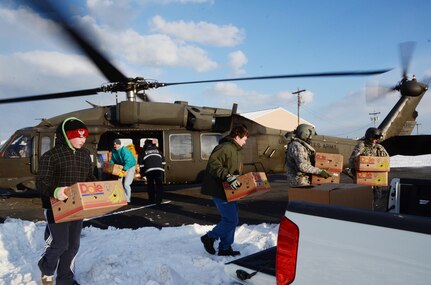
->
xmin=207 ymin=197 xmax=239 ymax=250
xmin=38 ymin=209 xmax=82 ymax=285
xmin=146 ymin=170 xmax=164 ymax=204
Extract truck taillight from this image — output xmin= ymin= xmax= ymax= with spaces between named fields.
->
xmin=276 ymin=216 xmax=299 ymax=285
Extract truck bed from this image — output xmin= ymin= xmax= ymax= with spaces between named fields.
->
xmin=226 ymin=200 xmax=431 ymax=285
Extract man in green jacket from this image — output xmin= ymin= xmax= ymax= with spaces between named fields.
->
xmin=200 ymin=124 xmax=248 ymax=257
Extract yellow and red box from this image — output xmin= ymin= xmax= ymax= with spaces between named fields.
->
xmin=356 ymin=156 xmax=390 ymax=172
xmin=224 ymin=172 xmax=271 ymax=202
xmin=50 ymin=180 xmax=127 ymax=223
xmin=314 ymin=152 xmax=344 ymax=173
xmin=311 ymin=171 xmax=340 ymax=185
xmin=102 ymin=163 xmax=127 ymax=176
xmin=355 ymin=171 xmax=388 ymax=186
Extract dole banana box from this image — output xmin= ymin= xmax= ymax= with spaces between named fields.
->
xmin=224 ymin=172 xmax=271 ymax=202
xmin=102 ymin=163 xmax=127 ymax=176
xmin=50 ymin=180 xmax=127 ymax=223
xmin=311 ymin=171 xmax=340 ymax=185
xmin=355 ymin=171 xmax=389 ymax=187
xmin=356 ymin=156 xmax=390 ymax=172
xmin=314 ymin=152 xmax=344 ymax=173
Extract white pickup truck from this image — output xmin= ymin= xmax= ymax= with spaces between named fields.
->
xmin=225 ymin=178 xmax=431 ymax=285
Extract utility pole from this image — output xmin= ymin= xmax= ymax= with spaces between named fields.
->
xmin=369 ymin=111 xmax=380 ymax=127
xmin=293 ymin=89 xmax=306 ymax=126
xmin=416 ymin=123 xmax=421 ymax=135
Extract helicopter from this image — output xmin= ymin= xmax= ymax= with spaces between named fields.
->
xmin=0 ymin=1 xmax=429 ymax=193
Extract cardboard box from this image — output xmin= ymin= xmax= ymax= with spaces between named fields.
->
xmin=102 ymin=163 xmax=127 ymax=176
xmin=50 ymin=180 xmax=127 ymax=223
xmin=355 ymin=171 xmax=389 ymax=186
xmin=288 ymin=183 xmax=373 ymax=209
xmin=356 ymin=156 xmax=390 ymax=172
xmin=224 ymin=172 xmax=271 ymax=202
xmin=311 ymin=171 xmax=340 ymax=184
xmin=314 ymin=152 xmax=344 ymax=173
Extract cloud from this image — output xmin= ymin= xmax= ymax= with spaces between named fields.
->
xmin=203 ymin=82 xmax=299 ymax=112
xmin=228 ymin=51 xmax=248 ymax=76
xmin=60 ymin=13 xmax=218 ymax=73
xmin=150 ymin=15 xmax=245 ymax=47
xmin=0 ymin=51 xmax=102 ymax=94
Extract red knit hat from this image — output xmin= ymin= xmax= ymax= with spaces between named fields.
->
xmin=64 ymin=119 xmax=89 ymax=139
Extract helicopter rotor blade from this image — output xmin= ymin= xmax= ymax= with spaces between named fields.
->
xmin=365 ymin=81 xmax=397 ymax=104
xmin=0 ymin=88 xmax=101 ymax=104
xmin=399 ymin=41 xmax=416 ymax=79
xmin=23 ymin=0 xmax=128 ymax=83
xmin=158 ymin=69 xmax=392 ymax=88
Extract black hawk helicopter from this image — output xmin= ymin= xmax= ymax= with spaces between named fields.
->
xmin=0 ymin=1 xmax=428 ymax=193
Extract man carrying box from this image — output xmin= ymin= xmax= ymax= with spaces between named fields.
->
xmin=37 ymin=117 xmax=96 ymax=285
xmin=285 ymin=124 xmax=331 ymax=186
xmin=200 ymin=124 xmax=248 ymax=257
xmin=349 ymin=127 xmax=389 ymax=209
xmin=110 ymin=139 xmax=137 ymax=203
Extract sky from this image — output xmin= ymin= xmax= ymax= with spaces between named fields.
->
xmin=0 ymin=154 xmax=430 ymax=284
xmin=0 ymin=0 xmax=431 ymax=142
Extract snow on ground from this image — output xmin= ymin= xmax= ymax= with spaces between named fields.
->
xmin=0 ymin=220 xmax=279 ymax=285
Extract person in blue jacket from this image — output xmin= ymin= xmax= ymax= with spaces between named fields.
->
xmin=110 ymin=139 xmax=136 ymax=203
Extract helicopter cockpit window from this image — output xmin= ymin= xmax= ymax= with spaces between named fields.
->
xmin=169 ymin=134 xmax=193 ymax=161
xmin=201 ymin=133 xmax=222 ymax=160
xmin=3 ymin=134 xmax=32 ymax=158
xmin=41 ymin=136 xmax=52 ymax=156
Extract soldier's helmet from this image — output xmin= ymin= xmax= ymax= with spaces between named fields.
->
xmin=365 ymin=127 xmax=383 ymax=141
xmin=294 ymin=124 xmax=316 ymax=141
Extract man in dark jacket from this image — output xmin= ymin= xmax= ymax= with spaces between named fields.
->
xmin=37 ymin=117 xmax=96 ymax=285
xmin=139 ymin=139 xmax=165 ymax=204
xmin=200 ymin=124 xmax=248 ymax=257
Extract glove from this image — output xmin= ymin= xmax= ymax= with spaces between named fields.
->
xmin=318 ymin=169 xmax=331 ymax=179
xmin=117 ymin=170 xmax=127 ymax=178
xmin=226 ymin=174 xmax=241 ymax=190
xmin=54 ymin=187 xmax=69 ymax=201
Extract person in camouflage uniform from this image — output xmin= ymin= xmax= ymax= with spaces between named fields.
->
xmin=285 ymin=124 xmax=330 ymax=186
xmin=349 ymin=127 xmax=389 ymax=171
xmin=349 ymin=127 xmax=389 ymax=210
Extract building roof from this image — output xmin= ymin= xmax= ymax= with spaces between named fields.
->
xmin=241 ymin=107 xmax=314 ymax=131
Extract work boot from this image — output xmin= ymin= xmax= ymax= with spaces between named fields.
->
xmin=200 ymin=234 xmax=216 ymax=255
xmin=41 ymin=275 xmax=54 ymax=285
xmin=218 ymin=246 xmax=240 ymax=257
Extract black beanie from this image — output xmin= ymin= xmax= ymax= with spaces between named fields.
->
xmin=64 ymin=119 xmax=88 ymax=139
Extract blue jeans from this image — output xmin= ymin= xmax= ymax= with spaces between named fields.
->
xmin=121 ymin=166 xmax=135 ymax=202
xmin=207 ymin=197 xmax=238 ymax=250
